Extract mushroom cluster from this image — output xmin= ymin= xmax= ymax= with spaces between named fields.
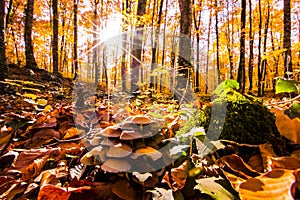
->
xmin=81 ymin=115 xmax=168 ymax=173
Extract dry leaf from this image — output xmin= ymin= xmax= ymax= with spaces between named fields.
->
xmin=163 ymin=160 xmax=189 ymax=191
xmin=271 ymin=107 xmax=300 ymax=144
xmin=13 ymin=148 xmax=60 ymax=181
xmin=112 ymin=179 xmax=135 ymax=200
xmin=239 ymin=169 xmax=295 ymax=200
xmin=220 ymin=154 xmax=260 ymax=179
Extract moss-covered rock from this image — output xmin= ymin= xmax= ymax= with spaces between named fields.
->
xmin=177 ymin=90 xmax=280 ymax=144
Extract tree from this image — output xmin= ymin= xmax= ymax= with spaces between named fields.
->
xmin=248 ymin=0 xmax=254 ymax=92
xmin=52 ymin=0 xmax=59 ymax=73
xmin=215 ymin=0 xmax=221 ymax=84
xmin=283 ymin=0 xmax=292 ymax=77
xmin=178 ymin=0 xmax=192 ymax=94
xmin=24 ymin=0 xmax=38 ymax=68
xmin=73 ymin=0 xmax=78 ymax=79
xmin=237 ymin=0 xmax=246 ymax=93
xmin=0 ymin=0 xmax=8 ymax=87
xmin=130 ymin=0 xmax=146 ymax=93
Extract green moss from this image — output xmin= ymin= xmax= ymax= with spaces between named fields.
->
xmin=177 ymin=90 xmax=280 ymax=144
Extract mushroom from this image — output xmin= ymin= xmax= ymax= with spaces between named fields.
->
xmin=80 ymin=146 xmax=105 ymax=165
xmin=101 ymin=159 xmax=131 ymax=173
xmin=131 ymin=115 xmax=152 ymax=125
xmin=120 ymin=130 xmax=143 ymax=140
xmin=131 ymin=146 xmax=162 ymax=161
xmin=118 ymin=121 xmax=140 ymax=131
xmin=106 ymin=142 xmax=132 ymax=158
xmin=97 ymin=125 xmax=122 ymax=138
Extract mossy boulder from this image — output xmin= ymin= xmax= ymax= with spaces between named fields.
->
xmin=178 ymin=90 xmax=280 ymax=144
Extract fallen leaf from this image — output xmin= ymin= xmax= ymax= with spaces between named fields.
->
xmin=148 ymin=187 xmax=175 ymax=200
xmin=12 ymin=148 xmax=60 ymax=181
xmin=112 ymin=179 xmax=135 ymax=200
xmin=163 ymin=160 xmax=189 ymax=191
xmin=194 ymin=176 xmax=239 ymax=200
xmin=239 ymin=169 xmax=295 ymax=200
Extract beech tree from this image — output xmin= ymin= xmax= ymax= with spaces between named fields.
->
xmin=237 ymin=0 xmax=246 ymax=93
xmin=0 ymin=0 xmax=8 ymax=89
xmin=52 ymin=0 xmax=59 ymax=73
xmin=24 ymin=0 xmax=38 ymax=68
xmin=283 ymin=0 xmax=292 ymax=77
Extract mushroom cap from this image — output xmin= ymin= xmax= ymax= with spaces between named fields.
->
xmin=80 ymin=146 xmax=105 ymax=165
xmin=131 ymin=146 xmax=162 ymax=161
xmin=118 ymin=121 xmax=140 ymax=131
xmin=106 ymin=142 xmax=132 ymax=158
xmin=120 ymin=130 xmax=143 ymax=140
xmin=101 ymin=159 xmax=131 ymax=173
xmin=131 ymin=115 xmax=152 ymax=125
xmin=98 ymin=126 xmax=122 ymax=138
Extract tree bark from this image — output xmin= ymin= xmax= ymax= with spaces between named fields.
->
xmin=0 ymin=0 xmax=8 ymax=86
xmin=178 ymin=0 xmax=192 ymax=98
xmin=248 ymin=0 xmax=254 ymax=92
xmin=215 ymin=0 xmax=221 ymax=84
xmin=73 ymin=0 xmax=78 ymax=80
xmin=52 ymin=0 xmax=59 ymax=73
xmin=237 ymin=0 xmax=246 ymax=93
xmin=283 ymin=0 xmax=292 ymax=77
xmin=24 ymin=0 xmax=38 ymax=68
xmin=130 ymin=0 xmax=146 ymax=93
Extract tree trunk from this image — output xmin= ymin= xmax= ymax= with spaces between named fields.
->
xmin=178 ymin=0 xmax=192 ymax=98
xmin=121 ymin=0 xmax=129 ymax=92
xmin=237 ymin=0 xmax=246 ymax=93
xmin=52 ymin=0 xmax=59 ymax=73
xmin=73 ymin=0 xmax=78 ymax=80
xmin=93 ymin=0 xmax=100 ymax=85
xmin=260 ymin=0 xmax=270 ymax=95
xmin=215 ymin=0 xmax=221 ymax=84
xmin=24 ymin=0 xmax=38 ymax=68
xmin=193 ymin=0 xmax=202 ymax=92
xmin=257 ymin=0 xmax=262 ymax=96
xmin=205 ymin=15 xmax=212 ymax=94
xmin=0 ymin=0 xmax=8 ymax=87
xmin=283 ymin=0 xmax=292 ymax=77
xmin=248 ymin=0 xmax=254 ymax=92
xmin=130 ymin=0 xmax=146 ymax=93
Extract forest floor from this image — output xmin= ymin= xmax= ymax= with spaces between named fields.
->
xmin=0 ymin=66 xmax=300 ymax=200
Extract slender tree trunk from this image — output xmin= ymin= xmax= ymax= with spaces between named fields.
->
xmin=24 ymin=0 xmax=38 ymax=68
xmin=283 ymin=0 xmax=292 ymax=77
xmin=121 ymin=0 xmax=129 ymax=92
xmin=226 ymin=0 xmax=234 ymax=79
xmin=248 ymin=0 xmax=254 ymax=92
xmin=257 ymin=0 xmax=262 ymax=96
xmin=261 ymin=0 xmax=270 ymax=95
xmin=270 ymin=22 xmax=280 ymax=91
xmin=178 ymin=0 xmax=192 ymax=97
xmin=215 ymin=0 xmax=221 ymax=84
xmin=93 ymin=0 xmax=100 ymax=85
xmin=205 ymin=15 xmax=212 ymax=94
xmin=193 ymin=0 xmax=202 ymax=92
xmin=59 ymin=9 xmax=66 ymax=72
xmin=237 ymin=0 xmax=246 ymax=93
xmin=73 ymin=0 xmax=78 ymax=80
xmin=52 ymin=0 xmax=59 ymax=73
xmin=0 ymin=0 xmax=8 ymax=87
xmin=130 ymin=0 xmax=146 ymax=93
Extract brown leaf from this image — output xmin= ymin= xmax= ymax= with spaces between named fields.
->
xmin=220 ymin=154 xmax=260 ymax=179
xmin=28 ymin=129 xmax=60 ymax=148
xmin=63 ymin=127 xmax=82 ymax=140
xmin=13 ymin=148 xmax=60 ymax=181
xmin=163 ymin=160 xmax=189 ymax=191
xmin=271 ymin=107 xmax=300 ymax=144
xmin=259 ymin=143 xmax=277 ymax=171
xmin=271 ymin=156 xmax=300 ymax=170
xmin=239 ymin=169 xmax=295 ymax=200
xmin=38 ymin=185 xmax=70 ymax=200
xmin=112 ymin=179 xmax=135 ymax=200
